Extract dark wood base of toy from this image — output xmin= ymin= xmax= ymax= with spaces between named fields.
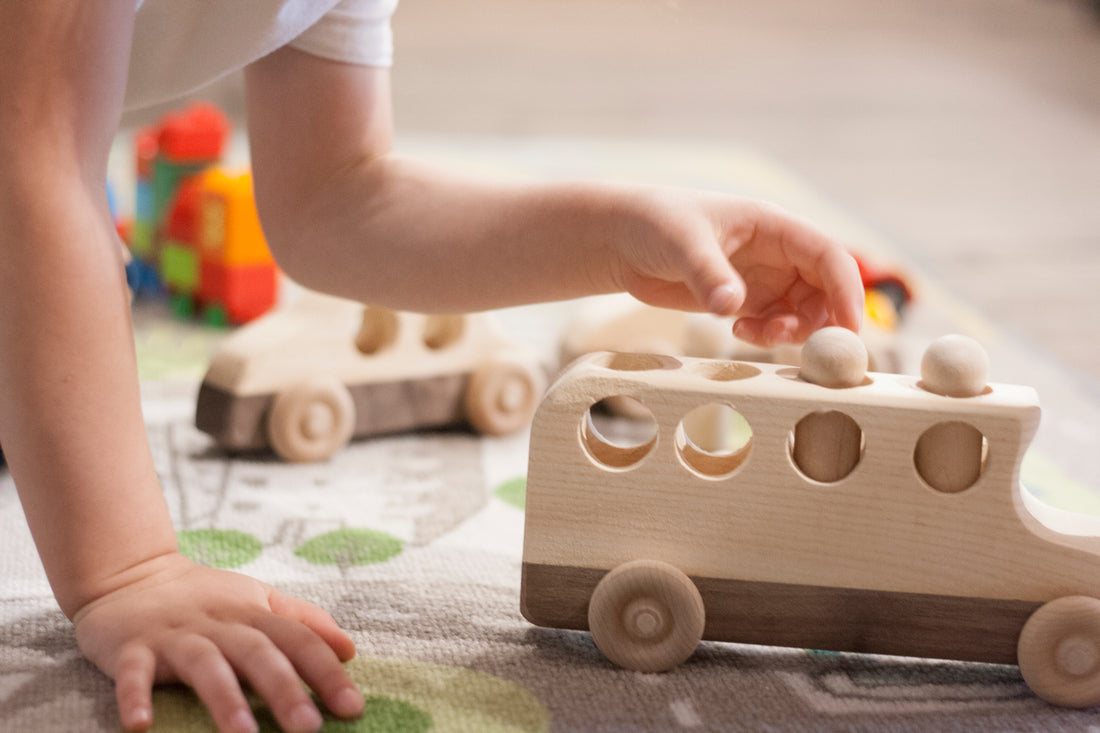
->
xmin=196 ymin=374 xmax=469 ymax=452
xmin=520 ymin=562 xmax=1041 ymax=666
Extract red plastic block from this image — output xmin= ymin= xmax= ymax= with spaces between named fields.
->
xmin=157 ymin=102 xmax=230 ymax=164
xmin=199 ymin=261 xmax=278 ymax=324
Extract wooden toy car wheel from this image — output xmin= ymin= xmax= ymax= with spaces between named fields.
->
xmin=587 ymin=559 xmax=705 ymax=672
xmin=266 ymin=377 xmax=356 ymax=462
xmin=1018 ymin=595 xmax=1100 ymax=707
xmin=465 ymin=360 xmax=545 ymax=436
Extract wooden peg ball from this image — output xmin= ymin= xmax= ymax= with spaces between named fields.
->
xmin=799 ymin=327 xmax=868 ymax=388
xmin=921 ymin=335 xmax=989 ymax=397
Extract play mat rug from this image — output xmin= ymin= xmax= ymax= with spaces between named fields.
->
xmin=2 ymin=134 xmax=1100 ymax=731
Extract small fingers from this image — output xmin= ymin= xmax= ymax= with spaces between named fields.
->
xmin=168 ymin=635 xmax=259 ymax=733
xmin=734 ymin=314 xmax=800 ymax=347
xmin=821 ymin=247 xmax=864 ymax=331
xmin=213 ymin=626 xmax=327 ymax=733
xmin=733 ymin=289 xmax=829 ymax=347
xmin=748 ymin=203 xmax=864 ymax=329
xmin=115 ymin=643 xmax=156 ymax=731
xmin=268 ymin=589 xmax=357 ymax=663
xmin=681 ymin=241 xmax=747 ymax=317
xmin=257 ymin=615 xmax=364 ymax=719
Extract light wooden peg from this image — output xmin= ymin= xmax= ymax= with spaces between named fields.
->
xmin=915 ymin=335 xmax=990 ymax=493
xmin=794 ymin=327 xmax=867 ymax=482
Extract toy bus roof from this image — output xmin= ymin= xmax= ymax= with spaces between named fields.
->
xmin=542 ymin=351 xmax=1040 ymax=419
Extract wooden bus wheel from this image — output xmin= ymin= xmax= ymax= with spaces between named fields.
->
xmin=587 ymin=559 xmax=705 ymax=673
xmin=465 ymin=360 xmax=545 ymax=437
xmin=1018 ymin=596 xmax=1100 ymax=707
xmin=266 ymin=377 xmax=356 ymax=463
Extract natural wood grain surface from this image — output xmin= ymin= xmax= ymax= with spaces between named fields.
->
xmin=518 ymin=350 xmax=1100 ymax=604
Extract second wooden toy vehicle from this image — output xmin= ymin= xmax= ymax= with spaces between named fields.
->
xmin=196 ymin=293 xmax=546 ymax=462
xmin=521 ymin=328 xmax=1100 ymax=708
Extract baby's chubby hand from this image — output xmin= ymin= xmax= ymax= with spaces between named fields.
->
xmin=72 ymin=553 xmax=363 ymax=733
xmin=604 ymin=189 xmax=864 ymax=346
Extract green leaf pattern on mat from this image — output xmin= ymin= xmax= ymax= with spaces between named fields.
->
xmin=253 ymin=694 xmax=431 ymax=732
xmin=177 ymin=529 xmax=263 ymax=569
xmin=149 ymin=655 xmax=550 ymax=732
xmin=494 ymin=477 xmax=526 ymax=510
xmin=295 ymin=528 xmax=404 ymax=568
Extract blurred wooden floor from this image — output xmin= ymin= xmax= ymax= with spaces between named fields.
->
xmin=387 ymin=0 xmax=1100 ymax=385
xmin=163 ymin=0 xmax=1100 ymax=385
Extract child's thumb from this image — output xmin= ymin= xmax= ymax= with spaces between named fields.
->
xmin=692 ymin=258 xmax=747 ymax=316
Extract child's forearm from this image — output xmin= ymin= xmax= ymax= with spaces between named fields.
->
xmin=265 ymin=154 xmax=635 ymax=312
xmin=0 ymin=182 xmax=178 ymax=618
xmin=245 ymin=47 xmax=863 ymax=336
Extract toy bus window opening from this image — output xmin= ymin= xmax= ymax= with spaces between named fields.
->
xmin=789 ymin=411 xmax=864 ymax=484
xmin=356 ymin=307 xmax=399 ymax=355
xmin=582 ymin=396 xmax=658 ymax=471
xmin=422 ymin=314 xmax=465 ymax=350
xmin=594 ymin=352 xmax=682 ymax=372
xmin=675 ymin=403 xmax=753 ymax=480
xmin=914 ymin=421 xmax=988 ymax=494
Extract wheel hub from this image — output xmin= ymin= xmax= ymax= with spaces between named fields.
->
xmin=622 ymin=598 xmax=668 ymax=641
xmin=302 ymin=403 xmax=335 ymax=440
xmin=1056 ymin=635 xmax=1099 ymax=678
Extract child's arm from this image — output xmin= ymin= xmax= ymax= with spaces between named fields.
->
xmin=0 ymin=6 xmax=362 ymax=733
xmin=245 ymin=47 xmax=864 ymax=344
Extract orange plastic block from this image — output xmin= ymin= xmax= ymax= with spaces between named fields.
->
xmin=197 ymin=169 xmax=274 ymax=267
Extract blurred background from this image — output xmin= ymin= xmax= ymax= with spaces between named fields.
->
xmin=143 ymin=0 xmax=1100 ymax=385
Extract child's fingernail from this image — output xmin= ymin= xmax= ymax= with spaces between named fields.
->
xmin=707 ymin=284 xmax=737 ymax=314
xmin=286 ymin=702 xmax=323 ymax=732
xmin=228 ymin=709 xmax=259 ymax=733
xmin=331 ymin=686 xmax=365 ymax=716
xmin=126 ymin=706 xmax=152 ymax=729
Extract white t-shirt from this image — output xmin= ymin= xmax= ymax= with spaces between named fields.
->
xmin=125 ymin=0 xmax=398 ymax=111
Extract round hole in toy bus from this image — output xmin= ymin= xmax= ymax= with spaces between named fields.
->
xmin=914 ymin=420 xmax=989 ymax=493
xmin=789 ymin=411 xmax=864 ymax=484
xmin=594 ymin=352 xmax=682 ymax=372
xmin=692 ymin=360 xmax=761 ymax=382
xmin=356 ymin=307 xmax=399 ymax=355
xmin=422 ymin=314 xmax=465 ymax=350
xmin=675 ymin=403 xmax=753 ymax=480
xmin=581 ymin=396 xmax=658 ymax=471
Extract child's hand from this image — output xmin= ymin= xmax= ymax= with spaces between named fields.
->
xmin=72 ymin=553 xmax=363 ymax=733
xmin=609 ymin=190 xmax=864 ymax=347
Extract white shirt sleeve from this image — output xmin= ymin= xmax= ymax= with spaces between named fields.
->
xmin=125 ymin=0 xmax=398 ymax=112
xmin=290 ymin=0 xmax=399 ymax=67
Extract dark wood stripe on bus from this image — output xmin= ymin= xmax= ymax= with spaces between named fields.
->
xmin=520 ymin=562 xmax=1041 ymax=665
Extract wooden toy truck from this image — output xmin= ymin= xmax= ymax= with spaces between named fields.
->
xmin=196 ymin=293 xmax=546 ymax=462
xmin=521 ymin=328 xmax=1100 ymax=708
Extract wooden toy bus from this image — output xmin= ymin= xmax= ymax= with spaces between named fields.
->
xmin=520 ymin=328 xmax=1100 ymax=708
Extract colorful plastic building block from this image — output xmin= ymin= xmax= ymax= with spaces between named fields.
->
xmin=521 ymin=329 xmax=1100 ymax=708
xmin=195 ymin=293 xmax=547 ymax=462
xmin=188 ymin=168 xmax=278 ymax=324
xmin=126 ymin=102 xmax=277 ymax=324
